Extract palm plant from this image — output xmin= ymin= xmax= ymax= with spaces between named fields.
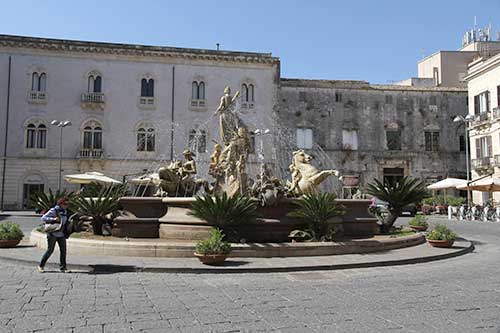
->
xmin=30 ymin=189 xmax=74 ymax=213
xmin=70 ymin=186 xmax=125 ymax=235
xmin=288 ymin=192 xmax=345 ymax=241
xmin=366 ymin=177 xmax=430 ymax=233
xmin=188 ymin=193 xmax=258 ymax=240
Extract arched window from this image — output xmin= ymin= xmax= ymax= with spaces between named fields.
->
xmin=191 ymin=81 xmax=205 ymax=100
xmin=31 ymin=72 xmax=47 ymax=92
xmin=25 ymin=122 xmax=46 ymax=149
xmin=137 ymin=126 xmax=155 ymax=152
xmin=31 ymin=72 xmax=39 ymax=91
xmin=241 ymin=83 xmax=248 ymax=102
xmin=188 ymin=129 xmax=207 ymax=153
xmin=248 ymin=84 xmax=254 ymax=102
xmin=82 ymin=122 xmax=103 ymax=150
xmin=140 ymin=78 xmax=154 ymax=97
xmin=38 ymin=73 xmax=47 ymax=92
xmin=88 ymin=74 xmax=102 ymax=93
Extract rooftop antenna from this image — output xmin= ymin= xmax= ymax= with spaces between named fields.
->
xmin=216 ymin=43 xmax=220 ymax=51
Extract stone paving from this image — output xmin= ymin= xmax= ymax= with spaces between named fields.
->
xmin=0 ymin=214 xmax=499 ymax=332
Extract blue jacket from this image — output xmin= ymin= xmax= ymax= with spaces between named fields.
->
xmin=41 ymin=205 xmax=68 ymax=238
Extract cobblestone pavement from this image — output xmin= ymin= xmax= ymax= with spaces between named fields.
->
xmin=0 ymin=215 xmax=499 ymax=332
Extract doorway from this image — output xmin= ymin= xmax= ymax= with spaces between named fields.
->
xmin=23 ymin=183 xmax=44 ymax=209
xmin=383 ymin=167 xmax=404 ymax=184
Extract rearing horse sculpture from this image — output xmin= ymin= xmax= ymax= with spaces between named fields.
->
xmin=289 ymin=150 xmax=340 ymax=195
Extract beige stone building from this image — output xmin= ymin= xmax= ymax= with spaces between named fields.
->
xmin=465 ymin=52 xmax=500 ymax=204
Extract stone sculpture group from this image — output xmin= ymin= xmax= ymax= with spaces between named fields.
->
xmin=155 ymin=86 xmax=340 ymax=201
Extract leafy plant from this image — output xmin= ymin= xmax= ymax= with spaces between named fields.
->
xmin=195 ymin=229 xmax=231 ymax=255
xmin=366 ymin=177 xmax=430 ymax=233
xmin=288 ymin=192 xmax=345 ymax=241
xmin=30 ymin=189 xmax=74 ymax=213
xmin=189 ymin=193 xmax=258 ymax=240
xmin=70 ymin=186 xmax=125 ymax=235
xmin=426 ymin=224 xmax=457 ymax=241
xmin=408 ymin=214 xmax=429 ymax=227
xmin=0 ymin=222 xmax=24 ymax=240
xmin=446 ymin=196 xmax=466 ymax=207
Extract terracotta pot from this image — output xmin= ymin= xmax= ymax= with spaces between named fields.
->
xmin=194 ymin=253 xmax=228 ymax=265
xmin=427 ymin=239 xmax=454 ymax=248
xmin=0 ymin=239 xmax=21 ymax=248
xmin=409 ymin=225 xmax=428 ymax=232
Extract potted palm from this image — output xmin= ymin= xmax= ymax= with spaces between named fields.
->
xmin=0 ymin=222 xmax=24 ymax=248
xmin=194 ymin=229 xmax=231 ymax=265
xmin=408 ymin=214 xmax=429 ymax=231
xmin=426 ymin=224 xmax=456 ymax=248
xmin=366 ymin=177 xmax=430 ymax=234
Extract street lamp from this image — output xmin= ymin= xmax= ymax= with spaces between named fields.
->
xmin=453 ymin=114 xmax=474 ymax=206
xmin=51 ymin=120 xmax=72 ymax=191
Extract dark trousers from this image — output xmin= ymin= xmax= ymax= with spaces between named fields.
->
xmin=40 ymin=234 xmax=67 ymax=270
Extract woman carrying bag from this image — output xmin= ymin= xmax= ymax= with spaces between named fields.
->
xmin=38 ymin=198 xmax=70 ymax=273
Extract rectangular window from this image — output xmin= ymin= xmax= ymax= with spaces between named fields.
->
xmin=424 ymin=131 xmax=439 ymax=151
xmin=386 ymin=130 xmax=401 ymax=150
xmin=335 ymin=92 xmax=342 ymax=103
xmin=299 ymin=91 xmax=307 ymax=102
xmin=342 ymin=130 xmax=358 ymax=150
xmin=459 ymin=135 xmax=466 ymax=152
xmin=497 ymin=85 xmax=500 ymax=107
xmin=474 ymin=91 xmax=490 ymax=115
xmin=385 ymin=95 xmax=393 ymax=104
xmin=476 ymin=136 xmax=492 ymax=158
xmin=429 ymin=96 xmax=437 ymax=105
xmin=296 ymin=128 xmax=313 ymax=149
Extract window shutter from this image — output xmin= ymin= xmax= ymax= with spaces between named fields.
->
xmin=474 ymin=95 xmax=480 ymax=115
xmin=475 ymin=138 xmax=481 ymax=159
xmin=296 ymin=129 xmax=304 ymax=148
xmin=497 ymin=85 xmax=500 ymax=107
xmin=487 ymin=136 xmax=492 ymax=157
xmin=486 ymin=91 xmax=490 ymax=112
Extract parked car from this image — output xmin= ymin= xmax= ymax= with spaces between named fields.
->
xmin=370 ymin=198 xmax=417 ymax=217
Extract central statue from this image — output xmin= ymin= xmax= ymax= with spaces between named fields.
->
xmin=215 ymin=86 xmax=242 ymax=145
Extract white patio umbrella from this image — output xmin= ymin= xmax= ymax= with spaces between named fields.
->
xmin=427 ymin=178 xmax=468 ymax=190
xmin=128 ymin=173 xmax=160 ymax=185
xmin=456 ymin=176 xmax=500 ymax=204
xmin=64 ymin=171 xmax=122 ymax=185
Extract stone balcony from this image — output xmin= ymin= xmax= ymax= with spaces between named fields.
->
xmin=493 ymin=107 xmax=500 ymax=119
xmin=78 ymin=148 xmax=104 ymax=159
xmin=27 ymin=90 xmax=47 ymax=104
xmin=241 ymin=101 xmax=255 ymax=109
xmin=472 ymin=157 xmax=494 ymax=175
xmin=81 ymin=92 xmax=105 ymax=110
xmin=138 ymin=96 xmax=156 ymax=109
xmin=190 ymin=99 xmax=206 ymax=111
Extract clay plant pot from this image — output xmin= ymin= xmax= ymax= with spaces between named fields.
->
xmin=0 ymin=239 xmax=21 ymax=248
xmin=427 ymin=239 xmax=454 ymax=248
xmin=409 ymin=225 xmax=428 ymax=232
xmin=194 ymin=253 xmax=228 ymax=265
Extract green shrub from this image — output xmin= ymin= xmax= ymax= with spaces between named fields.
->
xmin=446 ymin=196 xmax=466 ymax=207
xmin=426 ymin=224 xmax=457 ymax=241
xmin=408 ymin=214 xmax=429 ymax=227
xmin=30 ymin=189 xmax=74 ymax=213
xmin=195 ymin=229 xmax=231 ymax=255
xmin=0 ymin=222 xmax=24 ymax=240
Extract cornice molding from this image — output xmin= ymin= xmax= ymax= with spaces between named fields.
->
xmin=0 ymin=34 xmax=280 ymax=65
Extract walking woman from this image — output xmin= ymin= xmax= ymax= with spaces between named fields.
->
xmin=38 ymin=198 xmax=69 ymax=272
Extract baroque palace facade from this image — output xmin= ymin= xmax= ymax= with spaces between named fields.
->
xmin=0 ymin=34 xmax=469 ymax=209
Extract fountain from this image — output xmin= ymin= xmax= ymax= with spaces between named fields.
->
xmin=115 ymin=86 xmax=378 ymax=242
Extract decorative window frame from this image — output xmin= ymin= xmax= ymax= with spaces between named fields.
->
xmin=137 ymin=73 xmax=157 ymax=110
xmin=240 ymin=78 xmax=256 ymax=110
xmin=81 ymin=70 xmax=105 ymax=110
xmin=26 ymin=65 xmax=48 ymax=104
xmin=189 ymin=76 xmax=207 ymax=111
xmin=186 ymin=125 xmax=209 ymax=154
xmin=23 ymin=117 xmax=48 ymax=154
xmin=135 ymin=121 xmax=156 ymax=155
xmin=79 ymin=118 xmax=104 ymax=157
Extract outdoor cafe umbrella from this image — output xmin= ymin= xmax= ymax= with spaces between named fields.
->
xmin=427 ymin=178 xmax=468 ymax=190
xmin=63 ymin=171 xmax=122 ymax=185
xmin=456 ymin=176 xmax=500 ymax=203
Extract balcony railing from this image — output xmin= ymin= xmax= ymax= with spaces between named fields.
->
xmin=493 ymin=154 xmax=500 ymax=166
xmin=190 ymin=99 xmax=206 ymax=109
xmin=138 ymin=96 xmax=155 ymax=109
xmin=472 ymin=157 xmax=492 ymax=169
xmin=82 ymin=92 xmax=105 ymax=104
xmin=241 ymin=101 xmax=255 ymax=109
xmin=27 ymin=91 xmax=47 ymax=103
xmin=78 ymin=149 xmax=104 ymax=159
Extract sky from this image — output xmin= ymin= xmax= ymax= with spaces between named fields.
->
xmin=0 ymin=0 xmax=499 ymax=83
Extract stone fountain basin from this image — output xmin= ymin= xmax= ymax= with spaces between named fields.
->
xmin=115 ymin=197 xmax=378 ymax=242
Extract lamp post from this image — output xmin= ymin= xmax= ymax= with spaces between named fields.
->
xmin=51 ymin=120 xmax=72 ymax=191
xmin=453 ymin=114 xmax=474 ymax=207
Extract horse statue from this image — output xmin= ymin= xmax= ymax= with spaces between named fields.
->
xmin=288 ymin=150 xmax=340 ymax=195
xmin=154 ymin=161 xmax=210 ymax=197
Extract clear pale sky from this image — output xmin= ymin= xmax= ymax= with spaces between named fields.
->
xmin=0 ymin=0 xmax=499 ymax=83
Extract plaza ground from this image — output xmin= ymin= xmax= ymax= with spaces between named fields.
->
xmin=0 ymin=215 xmax=499 ymax=332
